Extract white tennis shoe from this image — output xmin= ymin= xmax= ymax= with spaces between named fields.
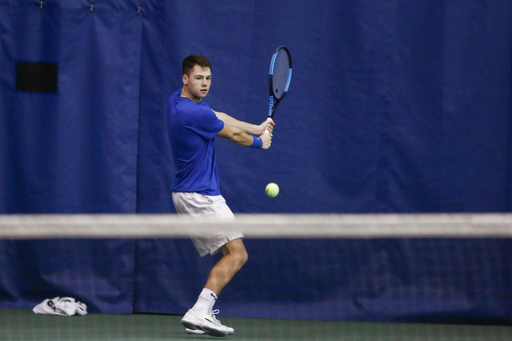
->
xmin=185 ymin=326 xmax=235 ymax=335
xmin=181 ymin=309 xmax=233 ymax=337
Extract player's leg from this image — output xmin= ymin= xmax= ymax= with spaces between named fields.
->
xmin=205 ymin=238 xmax=248 ymax=295
xmin=183 ymin=238 xmax=247 ymax=335
xmin=184 ymin=238 xmax=247 ymax=336
xmin=177 ymin=193 xmax=244 ymax=337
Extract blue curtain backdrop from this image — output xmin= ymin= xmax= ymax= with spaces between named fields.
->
xmin=0 ymin=0 xmax=511 ymax=324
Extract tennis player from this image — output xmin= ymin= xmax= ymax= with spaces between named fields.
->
xmin=167 ymin=55 xmax=274 ymax=337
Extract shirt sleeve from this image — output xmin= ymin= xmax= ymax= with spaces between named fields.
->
xmin=187 ymin=106 xmax=225 ymax=139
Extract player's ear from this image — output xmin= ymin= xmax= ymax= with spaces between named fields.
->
xmin=182 ymin=74 xmax=188 ymax=85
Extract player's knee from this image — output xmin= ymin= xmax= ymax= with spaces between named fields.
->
xmin=223 ymin=238 xmax=248 ymax=268
xmin=233 ymin=248 xmax=248 ymax=268
xmin=239 ymin=249 xmax=248 ymax=266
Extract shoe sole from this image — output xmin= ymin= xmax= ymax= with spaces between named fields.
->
xmin=186 ymin=328 xmax=234 ymax=335
xmin=181 ymin=317 xmax=228 ymax=337
xmin=186 ymin=328 xmax=206 ymax=335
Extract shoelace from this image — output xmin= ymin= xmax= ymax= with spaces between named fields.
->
xmin=209 ymin=309 xmax=223 ymax=326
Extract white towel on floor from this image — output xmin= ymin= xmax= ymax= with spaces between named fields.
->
xmin=33 ymin=297 xmax=87 ymax=316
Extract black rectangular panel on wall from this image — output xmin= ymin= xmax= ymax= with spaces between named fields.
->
xmin=16 ymin=61 xmax=58 ymax=93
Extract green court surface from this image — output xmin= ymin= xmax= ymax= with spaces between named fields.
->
xmin=1 ymin=308 xmax=511 ymax=341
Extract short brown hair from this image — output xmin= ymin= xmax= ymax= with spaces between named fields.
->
xmin=182 ymin=55 xmax=211 ymax=76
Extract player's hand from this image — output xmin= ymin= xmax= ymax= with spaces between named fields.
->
xmin=260 ymin=131 xmax=272 ymax=149
xmin=257 ymin=118 xmax=275 ymax=135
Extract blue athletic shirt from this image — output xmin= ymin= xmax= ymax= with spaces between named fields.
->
xmin=167 ymin=89 xmax=225 ymax=195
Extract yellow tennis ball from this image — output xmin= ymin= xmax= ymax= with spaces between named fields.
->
xmin=265 ymin=183 xmax=279 ymax=197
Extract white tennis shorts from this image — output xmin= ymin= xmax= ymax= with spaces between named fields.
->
xmin=172 ymin=192 xmax=244 ymax=257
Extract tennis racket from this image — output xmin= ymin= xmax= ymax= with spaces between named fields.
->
xmin=268 ymin=46 xmax=292 ymax=120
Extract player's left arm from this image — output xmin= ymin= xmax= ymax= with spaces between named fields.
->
xmin=213 ymin=110 xmax=275 ymax=135
xmin=217 ymin=124 xmax=272 ymax=149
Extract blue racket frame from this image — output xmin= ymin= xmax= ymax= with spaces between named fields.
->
xmin=268 ymin=46 xmax=292 ymax=118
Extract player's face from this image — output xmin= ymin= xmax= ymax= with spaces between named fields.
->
xmin=182 ymin=65 xmax=211 ymax=102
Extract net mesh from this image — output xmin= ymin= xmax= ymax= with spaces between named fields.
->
xmin=1 ymin=213 xmax=511 ymax=341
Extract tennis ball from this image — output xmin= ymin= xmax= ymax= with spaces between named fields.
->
xmin=265 ymin=183 xmax=279 ymax=197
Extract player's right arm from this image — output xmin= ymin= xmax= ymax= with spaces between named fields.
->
xmin=217 ymin=124 xmax=272 ymax=149
xmin=213 ymin=111 xmax=275 ymax=135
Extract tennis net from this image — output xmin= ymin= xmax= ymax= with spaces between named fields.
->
xmin=2 ymin=213 xmax=512 ymax=238
xmin=0 ymin=213 xmax=511 ymax=341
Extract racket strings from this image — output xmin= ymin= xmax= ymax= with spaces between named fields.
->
xmin=272 ymin=51 xmax=291 ymax=99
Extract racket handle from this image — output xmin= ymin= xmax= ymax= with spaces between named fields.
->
xmin=264 ymin=117 xmax=273 ymax=135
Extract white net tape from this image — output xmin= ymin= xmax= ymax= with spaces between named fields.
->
xmin=1 ymin=213 xmax=511 ymax=239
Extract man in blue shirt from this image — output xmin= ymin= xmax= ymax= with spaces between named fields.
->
xmin=168 ymin=55 xmax=274 ymax=337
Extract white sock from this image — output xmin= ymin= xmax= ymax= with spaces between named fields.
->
xmin=191 ymin=288 xmax=217 ymax=313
